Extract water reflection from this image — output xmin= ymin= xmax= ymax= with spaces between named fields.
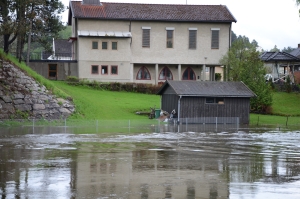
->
xmin=0 ymin=125 xmax=300 ymax=198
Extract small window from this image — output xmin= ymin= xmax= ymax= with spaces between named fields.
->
xmin=112 ymin=42 xmax=117 ymax=50
xmin=91 ymin=65 xmax=99 ymax=74
xmin=189 ymin=29 xmax=197 ymax=49
xmin=206 ymin=97 xmax=224 ymax=104
xmin=111 ymin=65 xmax=118 ymax=75
xmin=136 ymin=66 xmax=151 ymax=80
xmin=166 ymin=30 xmax=174 ymax=48
xmin=206 ymin=98 xmax=215 ymax=104
xmin=92 ymin=41 xmax=98 ymax=49
xmin=48 ymin=64 xmax=57 ymax=78
xmin=211 ymin=29 xmax=219 ymax=49
xmin=182 ymin=67 xmax=196 ymax=80
xmin=102 ymin=42 xmax=108 ymax=50
xmin=101 ymin=65 xmax=108 ymax=75
xmin=159 ymin=67 xmax=173 ymax=80
xmin=142 ymin=29 xmax=150 ymax=47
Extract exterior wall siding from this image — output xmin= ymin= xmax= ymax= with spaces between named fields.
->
xmin=28 ymin=62 xmax=78 ymax=80
xmin=72 ymin=19 xmax=231 ymax=83
xmin=161 ymin=95 xmax=251 ymax=124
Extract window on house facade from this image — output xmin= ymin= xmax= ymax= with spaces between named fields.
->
xmin=206 ymin=97 xmax=224 ymax=104
xmin=101 ymin=65 xmax=108 ymax=74
xmin=111 ymin=65 xmax=118 ymax=75
xmin=112 ymin=42 xmax=117 ymax=50
xmin=159 ymin=67 xmax=173 ymax=80
xmin=211 ymin=28 xmax=220 ymax=49
xmin=136 ymin=66 xmax=151 ymax=80
xmin=189 ymin=28 xmax=197 ymax=49
xmin=102 ymin=41 xmax=108 ymax=50
xmin=166 ymin=28 xmax=174 ymax=48
xmin=182 ymin=67 xmax=196 ymax=80
xmin=92 ymin=41 xmax=98 ymax=49
xmin=91 ymin=65 xmax=99 ymax=74
xmin=142 ymin=27 xmax=150 ymax=47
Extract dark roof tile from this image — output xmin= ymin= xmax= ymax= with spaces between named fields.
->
xmin=70 ymin=1 xmax=236 ymax=22
xmin=260 ymin=52 xmax=300 ymax=62
xmin=157 ymin=80 xmax=255 ymax=97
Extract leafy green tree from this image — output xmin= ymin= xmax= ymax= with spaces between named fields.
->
xmin=220 ymin=37 xmax=273 ymax=113
xmin=0 ymin=0 xmax=64 ymax=54
xmin=269 ymin=45 xmax=280 ymax=52
xmin=282 ymin=46 xmax=296 ymax=53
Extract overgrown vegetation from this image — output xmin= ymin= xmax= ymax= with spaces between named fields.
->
xmin=66 ymin=76 xmax=161 ymax=94
xmin=220 ymin=36 xmax=273 ymax=113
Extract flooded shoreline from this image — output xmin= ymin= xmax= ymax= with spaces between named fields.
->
xmin=1 ymin=125 xmax=300 ymax=198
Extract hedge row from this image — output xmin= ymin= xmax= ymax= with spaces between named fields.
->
xmin=66 ymin=76 xmax=162 ymax=94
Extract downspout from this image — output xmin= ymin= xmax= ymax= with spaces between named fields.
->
xmin=129 ymin=20 xmax=132 ymax=46
xmin=177 ymin=95 xmax=182 ymax=123
xmin=226 ymin=23 xmax=232 ymax=81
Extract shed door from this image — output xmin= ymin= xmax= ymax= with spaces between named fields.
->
xmin=48 ymin=64 xmax=57 ymax=80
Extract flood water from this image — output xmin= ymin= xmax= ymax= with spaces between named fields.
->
xmin=0 ymin=125 xmax=300 ymax=199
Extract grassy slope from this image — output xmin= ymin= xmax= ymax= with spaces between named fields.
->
xmin=272 ymin=92 xmax=300 ymax=116
xmin=52 ymin=81 xmax=160 ymax=120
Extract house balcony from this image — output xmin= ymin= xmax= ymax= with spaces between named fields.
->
xmin=13 ymin=52 xmax=77 ymax=62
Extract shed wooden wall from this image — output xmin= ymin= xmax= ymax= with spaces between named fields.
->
xmin=161 ymin=94 xmax=251 ymax=124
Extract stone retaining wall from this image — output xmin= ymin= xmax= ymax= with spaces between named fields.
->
xmin=0 ymin=60 xmax=75 ymax=120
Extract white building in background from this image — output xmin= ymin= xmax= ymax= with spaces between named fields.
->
xmin=68 ymin=0 xmax=236 ymax=84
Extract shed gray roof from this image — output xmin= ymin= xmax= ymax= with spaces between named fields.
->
xmin=157 ymin=80 xmax=256 ymax=97
xmin=69 ymin=1 xmax=236 ymax=23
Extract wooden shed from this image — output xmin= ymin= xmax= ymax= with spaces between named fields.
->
xmin=156 ymin=80 xmax=256 ymax=124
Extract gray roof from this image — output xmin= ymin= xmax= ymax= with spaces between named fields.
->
xmin=157 ymin=80 xmax=256 ymax=97
xmin=260 ymin=52 xmax=300 ymax=63
xmin=290 ymin=47 xmax=300 ymax=58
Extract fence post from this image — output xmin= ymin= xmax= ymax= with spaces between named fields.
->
xmin=96 ymin=120 xmax=98 ymax=133
xmin=186 ymin=118 xmax=188 ymax=132
xmin=32 ymin=119 xmax=34 ymax=134
xmin=65 ymin=118 xmax=67 ymax=133
xmin=129 ymin=120 xmax=131 ymax=133
xmin=237 ymin=117 xmax=239 ymax=131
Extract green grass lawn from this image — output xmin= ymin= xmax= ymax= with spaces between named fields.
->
xmin=53 ymin=81 xmax=300 ymax=126
xmin=272 ymin=92 xmax=300 ymax=116
xmin=52 ymin=81 xmax=160 ymax=120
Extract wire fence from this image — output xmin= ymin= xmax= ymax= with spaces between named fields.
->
xmin=1 ymin=117 xmax=299 ymax=134
xmin=0 ymin=117 xmax=241 ymax=134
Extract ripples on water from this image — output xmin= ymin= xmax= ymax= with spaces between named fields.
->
xmin=0 ymin=126 xmax=300 ymax=199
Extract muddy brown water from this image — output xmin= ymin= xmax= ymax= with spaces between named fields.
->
xmin=0 ymin=125 xmax=300 ymax=199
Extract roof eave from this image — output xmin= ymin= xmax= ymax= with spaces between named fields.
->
xmin=73 ymin=16 xmax=236 ymax=23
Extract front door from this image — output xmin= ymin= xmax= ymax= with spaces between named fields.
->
xmin=48 ymin=64 xmax=57 ymax=80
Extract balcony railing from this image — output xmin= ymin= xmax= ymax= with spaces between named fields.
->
xmin=11 ymin=52 xmax=76 ymax=61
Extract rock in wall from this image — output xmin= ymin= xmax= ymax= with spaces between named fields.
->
xmin=0 ymin=60 xmax=75 ymax=120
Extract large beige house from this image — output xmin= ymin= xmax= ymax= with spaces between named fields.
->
xmin=68 ymin=0 xmax=236 ymax=84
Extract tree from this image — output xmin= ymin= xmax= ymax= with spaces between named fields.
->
xmin=269 ymin=45 xmax=280 ymax=52
xmin=297 ymin=0 xmax=300 ymax=15
xmin=282 ymin=46 xmax=296 ymax=53
xmin=220 ymin=37 xmax=273 ymax=113
xmin=0 ymin=0 xmax=64 ymax=55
